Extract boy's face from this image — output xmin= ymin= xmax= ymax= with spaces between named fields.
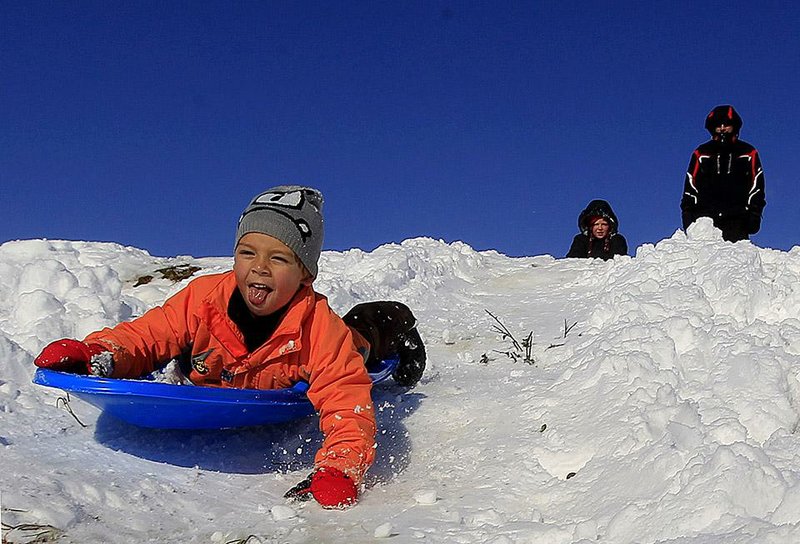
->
xmin=233 ymin=232 xmax=311 ymax=317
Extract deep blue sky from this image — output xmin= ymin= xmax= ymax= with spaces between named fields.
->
xmin=3 ymin=1 xmax=799 ymax=258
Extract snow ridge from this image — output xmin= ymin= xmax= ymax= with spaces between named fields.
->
xmin=3 ymin=222 xmax=800 ymax=543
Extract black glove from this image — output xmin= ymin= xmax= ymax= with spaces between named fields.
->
xmin=746 ymin=213 xmax=762 ymax=234
xmin=681 ymin=211 xmax=697 ymax=231
xmin=284 ymin=473 xmax=314 ymax=502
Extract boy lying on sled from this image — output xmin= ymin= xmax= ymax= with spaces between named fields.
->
xmin=34 ymin=185 xmax=426 ymax=509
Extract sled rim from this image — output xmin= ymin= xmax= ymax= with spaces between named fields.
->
xmin=31 ymin=355 xmax=400 ymax=429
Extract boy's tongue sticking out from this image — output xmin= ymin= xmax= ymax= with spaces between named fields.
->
xmin=248 ymin=284 xmax=270 ymax=306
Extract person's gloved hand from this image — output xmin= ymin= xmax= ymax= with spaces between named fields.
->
xmin=746 ymin=213 xmax=762 ymax=234
xmin=34 ymin=339 xmax=114 ymax=376
xmin=284 ymin=467 xmax=358 ymax=509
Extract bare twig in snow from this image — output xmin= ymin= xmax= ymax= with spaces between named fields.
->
xmin=486 ymin=310 xmax=535 ymax=365
xmin=55 ymin=393 xmax=86 ymax=428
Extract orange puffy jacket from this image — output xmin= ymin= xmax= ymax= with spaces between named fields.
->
xmin=85 ymin=272 xmax=375 ymax=482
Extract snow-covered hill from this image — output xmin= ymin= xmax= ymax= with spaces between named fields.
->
xmin=3 ymin=218 xmax=800 ymax=543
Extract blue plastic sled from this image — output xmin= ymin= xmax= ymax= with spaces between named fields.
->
xmin=33 ymin=356 xmax=399 ymax=430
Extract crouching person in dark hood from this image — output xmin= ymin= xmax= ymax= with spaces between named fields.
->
xmin=566 ymin=200 xmax=628 ymax=260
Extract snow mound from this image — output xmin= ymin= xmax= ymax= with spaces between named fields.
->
xmin=3 ymin=229 xmax=800 ymax=543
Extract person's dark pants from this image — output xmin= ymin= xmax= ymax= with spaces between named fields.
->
xmin=343 ymin=301 xmax=426 ymax=386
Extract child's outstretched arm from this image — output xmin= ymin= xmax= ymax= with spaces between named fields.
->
xmin=298 ymin=309 xmax=376 ymax=508
xmin=35 ymin=273 xmax=225 ymax=379
xmin=82 ymin=275 xmax=217 ymax=377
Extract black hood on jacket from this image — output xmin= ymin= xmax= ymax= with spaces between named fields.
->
xmin=577 ymin=200 xmax=620 ymax=236
xmin=705 ymin=105 xmax=743 ymax=136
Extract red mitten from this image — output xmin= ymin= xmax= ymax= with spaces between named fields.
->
xmin=34 ymin=339 xmax=108 ymax=374
xmin=310 ymin=467 xmax=358 ymax=509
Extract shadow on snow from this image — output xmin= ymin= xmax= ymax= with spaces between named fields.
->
xmin=91 ymin=384 xmax=425 ymax=484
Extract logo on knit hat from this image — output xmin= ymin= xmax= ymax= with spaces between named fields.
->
xmin=245 ymin=190 xmax=315 ymax=242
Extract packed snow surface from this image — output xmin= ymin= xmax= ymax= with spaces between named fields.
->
xmin=3 ymin=218 xmax=800 ymax=543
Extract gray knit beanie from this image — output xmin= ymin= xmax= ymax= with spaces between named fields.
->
xmin=235 ymin=185 xmax=324 ymax=277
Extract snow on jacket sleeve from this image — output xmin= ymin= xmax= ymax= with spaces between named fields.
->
xmin=304 ymin=300 xmax=376 ymax=484
xmin=84 ymin=274 xmax=223 ymax=378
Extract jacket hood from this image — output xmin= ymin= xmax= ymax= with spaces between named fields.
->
xmin=578 ymin=199 xmax=619 ymax=235
xmin=705 ymin=105 xmax=743 ymax=136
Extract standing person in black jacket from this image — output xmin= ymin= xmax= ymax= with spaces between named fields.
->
xmin=566 ymin=200 xmax=628 ymax=260
xmin=681 ymin=105 xmax=766 ymax=242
